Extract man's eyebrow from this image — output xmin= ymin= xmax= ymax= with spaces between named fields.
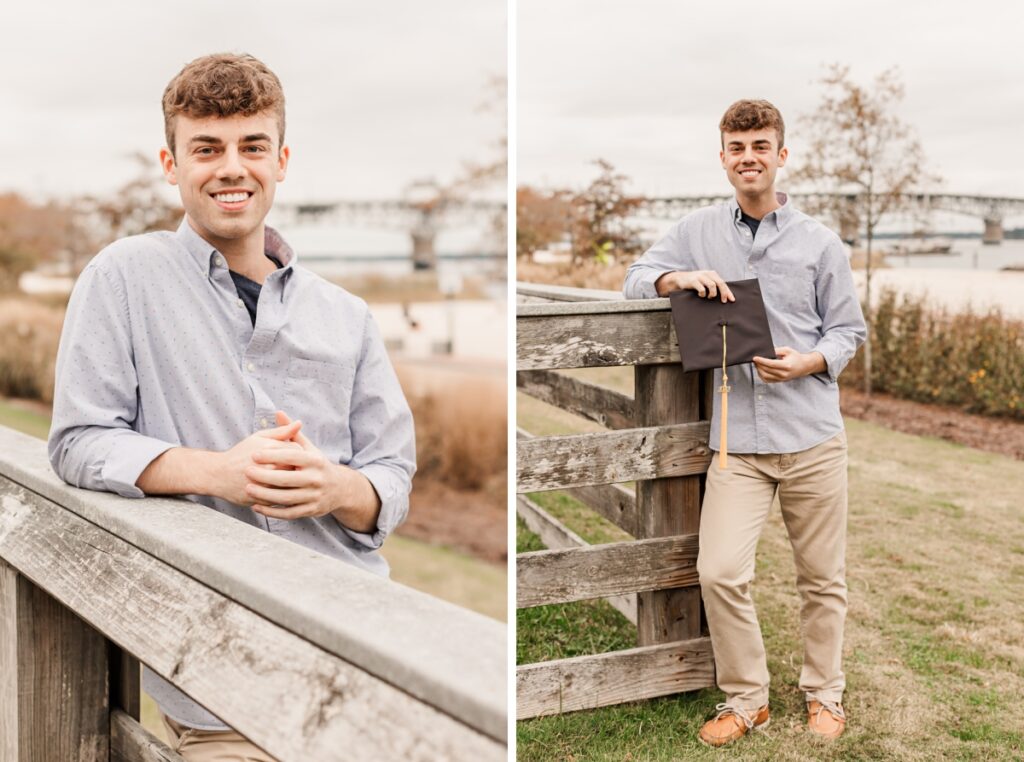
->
xmin=241 ymin=133 xmax=273 ymax=143
xmin=188 ymin=135 xmax=222 ymax=145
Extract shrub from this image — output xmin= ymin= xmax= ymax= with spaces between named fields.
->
xmin=0 ymin=299 xmax=64 ymax=403
xmin=844 ymin=288 xmax=1024 ymax=419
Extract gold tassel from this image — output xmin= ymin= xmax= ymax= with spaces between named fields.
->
xmin=719 ymin=323 xmax=730 ymax=469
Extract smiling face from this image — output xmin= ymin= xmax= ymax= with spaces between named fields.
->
xmin=720 ymin=128 xmax=787 ymax=202
xmin=160 ymin=111 xmax=289 ymax=255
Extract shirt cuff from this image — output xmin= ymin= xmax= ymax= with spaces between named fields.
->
xmin=100 ymin=435 xmax=178 ymax=498
xmin=339 ymin=463 xmax=410 ymax=550
xmin=628 ymin=269 xmax=664 ymax=300
xmin=810 ymin=342 xmax=842 ymax=384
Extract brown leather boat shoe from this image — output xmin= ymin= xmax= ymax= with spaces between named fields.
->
xmin=698 ymin=703 xmax=770 ymax=747
xmin=807 ymin=699 xmax=846 ymax=740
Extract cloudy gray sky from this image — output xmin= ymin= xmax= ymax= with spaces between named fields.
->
xmin=3 ymin=0 xmax=505 ymax=203
xmin=518 ymin=0 xmax=1023 ymax=208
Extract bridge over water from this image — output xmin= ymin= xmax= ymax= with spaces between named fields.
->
xmin=638 ymin=193 xmax=1024 ymax=245
xmin=275 ymin=197 xmax=505 ymax=269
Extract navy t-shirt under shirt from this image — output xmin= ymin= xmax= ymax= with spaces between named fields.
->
xmin=740 ymin=210 xmax=761 ymax=238
xmin=228 ymin=254 xmax=282 ymax=326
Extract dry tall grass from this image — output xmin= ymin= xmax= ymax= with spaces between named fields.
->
xmin=517 ymin=260 xmax=629 ymax=291
xmin=0 ymin=299 xmax=63 ymax=403
xmin=404 ymin=375 xmax=507 ymax=495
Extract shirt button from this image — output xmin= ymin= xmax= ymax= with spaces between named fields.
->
xmin=215 ymin=256 xmax=224 ymax=267
xmin=260 ymin=417 xmax=268 ymax=428
xmin=236 ymin=298 xmax=244 ymax=308
xmin=758 ymin=394 xmax=764 ymax=400
xmin=246 ymin=362 xmax=255 ymax=371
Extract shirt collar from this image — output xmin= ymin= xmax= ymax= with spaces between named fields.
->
xmin=729 ymin=191 xmax=792 ymax=233
xmin=175 ymin=217 xmax=298 ymax=277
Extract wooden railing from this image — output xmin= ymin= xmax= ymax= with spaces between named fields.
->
xmin=0 ymin=426 xmax=506 ymax=761
xmin=516 ymin=282 xmax=716 ymax=719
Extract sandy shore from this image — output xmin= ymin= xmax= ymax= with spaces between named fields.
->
xmin=853 ymin=268 xmax=1024 ymax=319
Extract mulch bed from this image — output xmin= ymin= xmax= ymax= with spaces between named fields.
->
xmin=397 ymin=479 xmax=507 ymax=564
xmin=840 ymin=387 xmax=1024 ymax=461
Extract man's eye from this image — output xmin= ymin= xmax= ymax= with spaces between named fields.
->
xmin=195 ymin=147 xmax=216 ymax=155
xmin=244 ymin=145 xmax=267 ymax=153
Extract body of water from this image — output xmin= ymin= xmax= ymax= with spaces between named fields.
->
xmin=878 ymin=237 xmax=1024 ymax=271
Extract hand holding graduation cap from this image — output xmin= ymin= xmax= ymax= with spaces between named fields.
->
xmin=655 ymin=270 xmax=736 ymax=302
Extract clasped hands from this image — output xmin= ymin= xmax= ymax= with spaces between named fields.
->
xmin=655 ymin=269 xmax=826 ymax=383
xmin=218 ymin=411 xmax=352 ymax=521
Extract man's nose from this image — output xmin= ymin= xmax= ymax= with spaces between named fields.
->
xmin=217 ymin=146 xmax=245 ymax=179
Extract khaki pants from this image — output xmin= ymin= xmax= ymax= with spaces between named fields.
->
xmin=696 ymin=431 xmax=848 ymax=710
xmin=162 ymin=714 xmax=278 ymax=762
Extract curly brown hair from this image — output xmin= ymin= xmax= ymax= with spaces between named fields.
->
xmin=719 ymin=99 xmax=785 ymax=148
xmin=162 ymin=53 xmax=285 ymax=156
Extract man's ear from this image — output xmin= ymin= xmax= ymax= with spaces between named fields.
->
xmin=159 ymin=147 xmax=178 ymax=186
xmin=719 ymin=149 xmax=726 ymax=169
xmin=277 ymin=145 xmax=290 ymax=182
xmin=777 ymin=146 xmax=788 ymax=168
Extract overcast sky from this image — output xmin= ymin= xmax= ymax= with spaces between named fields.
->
xmin=3 ymin=0 xmax=505 ymax=203
xmin=518 ymin=0 xmax=1024 ymax=210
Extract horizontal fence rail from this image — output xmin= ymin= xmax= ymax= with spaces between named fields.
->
xmin=515 ymin=282 xmax=715 ymax=721
xmin=0 ymin=426 xmax=506 ymax=761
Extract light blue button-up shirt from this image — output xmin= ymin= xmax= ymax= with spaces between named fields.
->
xmin=49 ymin=218 xmax=415 ymax=728
xmin=624 ymin=193 xmax=866 ymax=454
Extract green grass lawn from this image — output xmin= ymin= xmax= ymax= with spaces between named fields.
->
xmin=517 ymin=395 xmax=1024 ymax=760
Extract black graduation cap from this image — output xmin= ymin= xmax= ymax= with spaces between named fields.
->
xmin=668 ymin=278 xmax=777 ymax=468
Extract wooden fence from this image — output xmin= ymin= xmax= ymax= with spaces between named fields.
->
xmin=516 ymin=282 xmax=716 ymax=719
xmin=0 ymin=426 xmax=506 ymax=761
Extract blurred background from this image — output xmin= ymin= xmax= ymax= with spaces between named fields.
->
xmin=1 ymin=0 xmax=506 ymax=656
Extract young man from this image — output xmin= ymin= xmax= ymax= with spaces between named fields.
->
xmin=624 ymin=100 xmax=866 ymax=747
xmin=48 ymin=53 xmax=415 ymax=760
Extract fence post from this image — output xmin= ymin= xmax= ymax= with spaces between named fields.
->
xmin=0 ymin=559 xmax=109 ymax=762
xmin=633 ymin=364 xmax=704 ymax=644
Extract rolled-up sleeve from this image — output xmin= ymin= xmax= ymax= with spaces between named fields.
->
xmin=340 ymin=310 xmax=416 ymax=549
xmin=623 ymin=218 xmax=697 ymax=299
xmin=811 ymin=239 xmax=867 ymax=383
xmin=48 ymin=263 xmax=177 ymax=497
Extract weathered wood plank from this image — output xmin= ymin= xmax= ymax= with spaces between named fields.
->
xmin=0 ymin=559 xmax=109 ymax=762
xmin=0 ymin=480 xmax=503 ymax=761
xmin=516 ymin=637 xmax=715 ymax=719
xmin=110 ymin=709 xmax=184 ymax=762
xmin=0 ymin=560 xmax=19 ymax=762
xmin=515 ymin=282 xmax=625 ymax=303
xmin=634 ymin=365 xmax=705 ymax=645
xmin=0 ymin=426 xmax=505 ymax=744
xmin=515 ymin=496 xmax=636 ymax=623
xmin=518 ymin=429 xmax=638 ymax=534
xmin=563 ymin=483 xmax=638 ymax=537
xmin=517 ymin=534 xmax=698 ymax=608
xmin=517 ymin=370 xmax=635 ymax=429
xmin=518 ymin=310 xmax=677 ymax=370
xmin=516 ymin=422 xmax=711 ymax=492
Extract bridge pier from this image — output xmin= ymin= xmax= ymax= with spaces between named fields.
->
xmin=982 ymin=217 xmax=1003 ymax=245
xmin=411 ymin=230 xmax=437 ymax=270
xmin=839 ymin=214 xmax=860 ymax=246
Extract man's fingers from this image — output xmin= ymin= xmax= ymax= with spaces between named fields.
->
xmin=258 ymin=420 xmax=302 ymax=440
xmin=252 ymin=448 xmax=316 ymax=468
xmin=753 ymin=356 xmax=787 ymax=369
xmin=253 ymin=503 xmax=316 ymax=521
xmin=245 ymin=483 xmax=315 ymax=506
xmin=245 ymin=466 xmax=312 ymax=488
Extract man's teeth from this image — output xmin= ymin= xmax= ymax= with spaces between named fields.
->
xmin=214 ymin=192 xmax=249 ymax=203
xmin=740 ymin=170 xmax=760 ymax=176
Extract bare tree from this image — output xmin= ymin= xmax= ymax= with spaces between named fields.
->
xmin=569 ymin=159 xmax=643 ymax=266
xmin=791 ymin=64 xmax=940 ymax=395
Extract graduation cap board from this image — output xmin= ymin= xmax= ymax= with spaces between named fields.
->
xmin=668 ymin=278 xmax=776 ymax=469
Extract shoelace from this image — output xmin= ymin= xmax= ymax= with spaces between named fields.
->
xmin=810 ymin=699 xmax=846 ymax=724
xmin=712 ymin=702 xmax=755 ymax=730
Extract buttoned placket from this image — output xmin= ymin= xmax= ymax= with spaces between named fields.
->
xmin=247 ymin=268 xmax=290 ymax=433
